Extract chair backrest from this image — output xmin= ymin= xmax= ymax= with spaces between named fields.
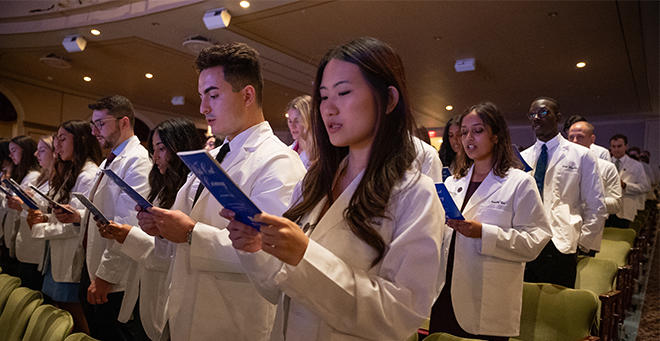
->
xmin=424 ymin=332 xmax=487 ymax=341
xmin=629 ymin=220 xmax=643 ymax=235
xmin=22 ymin=304 xmax=74 ymax=341
xmin=0 ymin=274 xmax=21 ymax=313
xmin=0 ymin=287 xmax=44 ymax=341
xmin=575 ymin=257 xmax=618 ymax=294
xmin=64 ymin=333 xmax=101 ymax=341
xmin=602 ymin=227 xmax=636 ymax=247
xmin=516 ymin=283 xmax=598 ymax=341
xmin=595 ymin=239 xmax=631 ymax=267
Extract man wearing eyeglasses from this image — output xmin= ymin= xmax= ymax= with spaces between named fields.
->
xmin=520 ymin=97 xmax=606 ymax=288
xmin=82 ymin=95 xmax=152 ymax=340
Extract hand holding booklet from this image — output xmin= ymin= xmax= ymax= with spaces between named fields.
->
xmin=72 ymin=193 xmax=110 ymax=226
xmin=435 ymin=183 xmax=464 ymax=220
xmin=101 ymin=169 xmax=153 ymax=210
xmin=2 ymin=179 xmax=40 ymax=210
xmin=29 ymin=185 xmax=75 ymax=214
xmin=177 ymin=149 xmax=263 ymax=231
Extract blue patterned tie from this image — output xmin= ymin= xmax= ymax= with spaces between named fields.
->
xmin=534 ymin=144 xmax=548 ymax=199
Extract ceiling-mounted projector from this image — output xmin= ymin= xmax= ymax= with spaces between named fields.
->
xmin=203 ymin=8 xmax=231 ymax=30
xmin=62 ymin=35 xmax=86 ymax=52
xmin=455 ymin=58 xmax=476 ymax=72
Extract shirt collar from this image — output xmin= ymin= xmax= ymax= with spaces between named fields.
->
xmin=111 ymin=135 xmax=137 ymax=156
xmin=534 ymin=133 xmax=561 ymax=152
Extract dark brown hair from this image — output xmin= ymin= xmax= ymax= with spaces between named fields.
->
xmin=454 ymin=102 xmax=522 ymax=179
xmin=283 ymin=37 xmax=417 ymax=267
xmin=88 ymin=95 xmax=136 ymax=129
xmin=50 ymin=120 xmax=103 ymax=204
xmin=194 ymin=42 xmax=264 ymax=108
xmin=147 ymin=118 xmax=203 ymax=209
xmin=10 ymin=135 xmax=40 ymax=185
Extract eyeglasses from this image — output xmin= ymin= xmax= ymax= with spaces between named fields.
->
xmin=90 ymin=118 xmax=119 ymax=130
xmin=527 ymin=107 xmax=551 ymax=120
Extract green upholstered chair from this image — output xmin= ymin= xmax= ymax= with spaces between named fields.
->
xmin=602 ymin=228 xmax=636 ymax=247
xmin=0 ymin=287 xmax=44 ymax=341
xmin=64 ymin=333 xmax=101 ymax=341
xmin=22 ymin=304 xmax=74 ymax=341
xmin=0 ymin=274 xmax=21 ymax=313
xmin=514 ymin=283 xmax=599 ymax=341
xmin=576 ymin=257 xmax=620 ymax=341
xmin=406 ymin=318 xmax=430 ymax=341
xmin=595 ymin=239 xmax=634 ymax=312
xmin=424 ymin=332 xmax=487 ymax=341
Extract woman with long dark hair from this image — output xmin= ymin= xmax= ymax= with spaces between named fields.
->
xmin=102 ymin=117 xmax=203 ymax=341
xmin=27 ymin=120 xmax=102 ymax=333
xmin=5 ymin=135 xmax=42 ymax=290
xmin=438 ymin=115 xmax=462 ymax=171
xmin=428 ymin=102 xmax=552 ymax=340
xmin=224 ymin=37 xmax=446 ymax=341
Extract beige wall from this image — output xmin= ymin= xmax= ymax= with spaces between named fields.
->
xmin=0 ymin=74 xmax=207 ymax=141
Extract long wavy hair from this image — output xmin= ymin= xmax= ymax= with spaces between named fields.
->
xmin=438 ymin=116 xmax=460 ymax=167
xmin=34 ymin=135 xmax=54 ymax=188
xmin=10 ymin=135 xmax=40 ymax=185
xmin=286 ymin=95 xmax=316 ymax=162
xmin=453 ymin=102 xmax=522 ymax=179
xmin=283 ymin=37 xmax=417 ymax=267
xmin=49 ymin=120 xmax=103 ymax=204
xmin=147 ymin=118 xmax=203 ymax=209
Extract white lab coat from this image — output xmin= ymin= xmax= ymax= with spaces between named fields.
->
xmin=82 ymin=136 xmax=151 ymax=291
xmin=118 ymin=212 xmax=171 ymax=341
xmin=14 ymin=171 xmax=44 ymax=266
xmin=161 ymin=122 xmax=306 ymax=341
xmin=521 ymin=134 xmax=606 ymax=253
xmin=289 ymin=140 xmax=311 ymax=170
xmin=413 ymin=136 xmax=444 ymax=183
xmin=443 ymin=166 xmax=552 ymax=336
xmin=597 ymin=159 xmax=622 ymax=216
xmin=642 ymin=161 xmax=657 ymax=201
xmin=612 ymin=154 xmax=650 ymax=221
xmin=31 ymin=161 xmax=98 ymax=283
xmin=238 ymin=164 xmax=446 ymax=341
xmin=590 ymin=143 xmax=611 ymax=161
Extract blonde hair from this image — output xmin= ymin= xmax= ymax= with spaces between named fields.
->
xmin=286 ymin=95 xmax=315 ymax=159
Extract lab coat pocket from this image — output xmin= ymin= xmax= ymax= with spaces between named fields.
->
xmin=481 ymin=260 xmax=524 ymax=327
xmin=476 ymin=207 xmax=513 ymax=230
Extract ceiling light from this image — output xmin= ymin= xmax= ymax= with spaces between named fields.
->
xmin=40 ymin=54 xmax=71 ymax=69
xmin=145 ymin=73 xmax=153 ymax=79
xmin=62 ymin=35 xmax=86 ymax=52
xmin=446 ymin=105 xmax=453 ymax=111
xmin=240 ymin=1 xmax=250 ymax=8
xmin=182 ymin=35 xmax=214 ymax=54
xmin=203 ymin=8 xmax=231 ymax=30
xmin=171 ymin=96 xmax=185 ymax=105
xmin=576 ymin=62 xmax=586 ymax=68
xmin=83 ymin=76 xmax=91 ymax=82
xmin=90 ymin=29 xmax=100 ymax=36
xmin=285 ymin=113 xmax=289 ymax=118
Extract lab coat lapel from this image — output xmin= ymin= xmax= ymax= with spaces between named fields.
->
xmin=306 ymin=168 xmax=364 ymax=241
xmin=450 ymin=167 xmax=472 ymax=212
xmin=461 ymin=167 xmax=503 ymax=216
xmin=545 ymin=139 xmax=568 ymax=175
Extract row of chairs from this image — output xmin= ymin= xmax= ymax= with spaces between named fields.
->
xmin=411 ymin=201 xmax=658 ymax=341
xmin=0 ymin=270 xmax=98 ymax=341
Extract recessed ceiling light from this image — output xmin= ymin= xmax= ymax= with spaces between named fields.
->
xmin=576 ymin=62 xmax=586 ymax=68
xmin=145 ymin=73 xmax=154 ymax=79
xmin=90 ymin=29 xmax=100 ymax=36
xmin=285 ymin=113 xmax=289 ymax=118
xmin=83 ymin=76 xmax=91 ymax=82
xmin=433 ymin=36 xmax=441 ymax=41
xmin=446 ymin=105 xmax=453 ymax=111
xmin=240 ymin=1 xmax=250 ymax=8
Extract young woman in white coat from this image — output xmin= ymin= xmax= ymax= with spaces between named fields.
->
xmin=101 ymin=117 xmax=203 ymax=341
xmin=27 ymin=120 xmax=102 ymax=333
xmin=6 ymin=135 xmax=42 ymax=291
xmin=428 ymin=102 xmax=553 ymax=340
xmin=286 ymin=95 xmax=314 ymax=169
xmin=224 ymin=37 xmax=446 ymax=341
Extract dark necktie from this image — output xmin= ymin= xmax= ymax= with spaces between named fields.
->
xmin=105 ymin=152 xmax=117 ymax=168
xmin=615 ymin=159 xmax=621 ymax=173
xmin=534 ymin=144 xmax=548 ymax=200
xmin=193 ymin=143 xmax=230 ymax=207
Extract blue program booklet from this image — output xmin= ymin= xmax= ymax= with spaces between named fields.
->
xmin=72 ymin=192 xmax=110 ymax=226
xmin=512 ymin=145 xmax=533 ymax=172
xmin=441 ymin=167 xmax=452 ymax=182
xmin=3 ymin=179 xmax=40 ymax=210
xmin=101 ymin=169 xmax=153 ymax=210
xmin=177 ymin=149 xmax=263 ymax=231
xmin=435 ymin=183 xmax=464 ymax=220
